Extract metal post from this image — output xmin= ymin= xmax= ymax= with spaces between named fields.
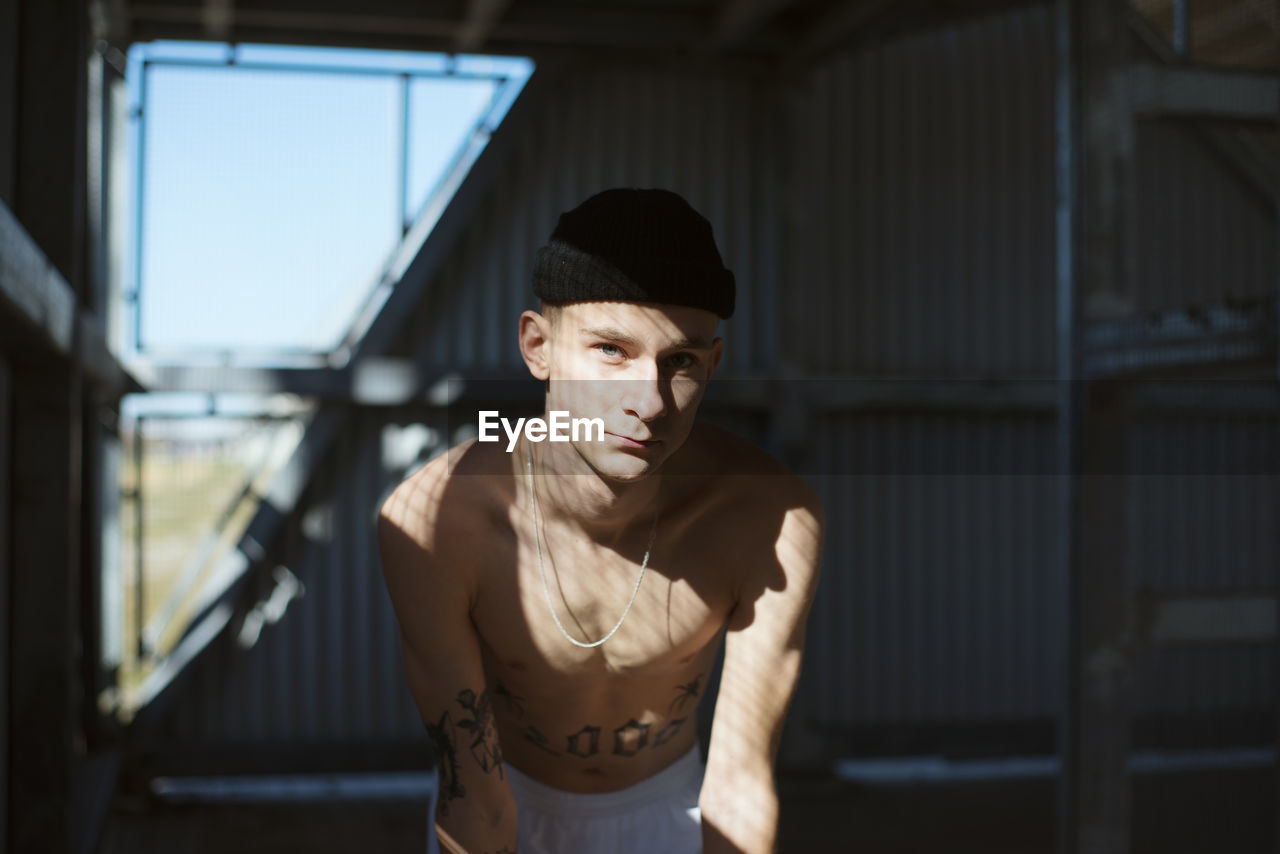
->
xmin=134 ymin=416 xmax=145 ymax=659
xmin=1274 ymin=23 xmax=1279 ymax=851
xmin=1058 ymin=0 xmax=1136 ymax=852
xmin=8 ymin=2 xmax=91 ymax=849
xmin=0 ymin=357 xmax=10 ymax=854
xmin=0 ymin=0 xmax=16 ymax=205
xmin=10 ymin=363 xmax=83 ymax=854
xmin=1075 ymin=381 xmax=1133 ymax=854
xmin=87 ymin=49 xmax=106 ymax=313
xmin=1172 ymin=0 xmax=1190 ymax=59
xmin=131 ymin=60 xmax=149 ymax=352
xmin=399 ymin=72 xmax=411 ymax=235
xmin=1052 ymin=0 xmax=1080 ymax=850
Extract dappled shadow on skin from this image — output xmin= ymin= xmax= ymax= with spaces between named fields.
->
xmin=694 ymin=478 xmax=822 ymax=853
xmin=381 ymin=299 xmax=824 ymax=850
xmin=424 ymin=428 xmax=804 ymax=775
xmin=701 ymin=818 xmax=740 ymax=853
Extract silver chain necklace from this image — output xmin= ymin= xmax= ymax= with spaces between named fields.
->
xmin=524 ymin=441 xmax=657 ymax=649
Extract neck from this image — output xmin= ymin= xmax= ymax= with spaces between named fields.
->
xmin=520 ymin=436 xmax=661 ymax=543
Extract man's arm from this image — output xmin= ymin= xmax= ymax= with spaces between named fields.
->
xmin=699 ymin=481 xmax=825 ymax=854
xmin=378 ymin=475 xmax=519 ymax=854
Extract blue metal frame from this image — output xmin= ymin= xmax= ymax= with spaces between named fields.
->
xmin=128 ymin=46 xmax=528 ymax=360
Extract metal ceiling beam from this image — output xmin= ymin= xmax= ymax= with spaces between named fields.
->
xmin=89 ymin=0 xmax=132 ymax=46
xmin=1140 ymin=593 xmax=1277 ymax=645
xmin=1129 ymin=7 xmax=1279 ymax=203
xmin=788 ymin=0 xmax=894 ymax=65
xmin=143 ymin=363 xmax=1066 ymax=411
xmin=0 ymin=202 xmax=140 ymax=396
xmin=141 ymin=363 xmax=1280 ymax=416
xmin=1081 ymin=296 xmax=1278 ymax=378
xmin=129 ymin=4 xmax=456 ymax=39
xmin=710 ymin=0 xmax=795 ymax=48
xmin=455 ymin=0 xmax=514 ymax=52
xmin=1130 ymin=63 xmax=1279 ymax=123
xmin=201 ymin=0 xmax=233 ymax=40
xmin=129 ymin=3 xmax=709 ymax=51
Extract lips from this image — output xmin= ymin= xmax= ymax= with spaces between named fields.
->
xmin=607 ymin=432 xmax=660 ymax=448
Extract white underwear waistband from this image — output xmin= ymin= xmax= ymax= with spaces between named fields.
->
xmin=503 ymin=745 xmax=704 ymax=819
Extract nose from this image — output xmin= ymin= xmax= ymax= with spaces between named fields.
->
xmin=620 ymin=364 xmax=667 ymax=422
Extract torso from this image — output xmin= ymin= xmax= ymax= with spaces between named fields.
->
xmin=429 ymin=424 xmax=778 ymax=793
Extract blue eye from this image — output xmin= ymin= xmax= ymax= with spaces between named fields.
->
xmin=598 ymin=343 xmax=623 ymax=358
xmin=667 ymin=353 xmax=697 ymax=370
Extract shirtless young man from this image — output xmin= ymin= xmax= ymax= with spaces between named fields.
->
xmin=378 ymin=189 xmax=824 ymax=854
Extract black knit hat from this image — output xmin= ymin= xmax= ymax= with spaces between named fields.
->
xmin=532 ymin=188 xmax=735 ymax=319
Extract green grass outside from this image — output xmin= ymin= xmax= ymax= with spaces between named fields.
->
xmin=117 ymin=446 xmax=265 ymax=712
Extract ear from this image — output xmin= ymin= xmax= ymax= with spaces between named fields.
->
xmin=518 ymin=310 xmax=552 ymax=381
xmin=706 ymin=337 xmax=725 ymax=380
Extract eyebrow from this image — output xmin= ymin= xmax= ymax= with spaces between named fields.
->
xmin=579 ymin=326 xmax=713 ymax=351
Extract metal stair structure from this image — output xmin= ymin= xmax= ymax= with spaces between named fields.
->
xmin=1059 ymin=1 xmax=1278 ymax=851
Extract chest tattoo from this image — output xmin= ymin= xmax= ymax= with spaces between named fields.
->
xmin=611 ymin=719 xmax=652 ymax=755
xmin=496 ymin=675 xmax=706 ymax=760
xmin=566 ymin=724 xmax=602 ymax=758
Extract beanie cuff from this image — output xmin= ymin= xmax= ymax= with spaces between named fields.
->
xmin=532 ymin=240 xmax=735 ymax=319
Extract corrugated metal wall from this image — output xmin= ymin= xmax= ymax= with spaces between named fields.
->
xmin=396 ymin=65 xmax=778 ymax=375
xmin=803 ymin=420 xmax=1062 ymax=726
xmin=786 ymin=5 xmax=1065 ymax=741
xmin=154 ymin=1 xmax=1277 ymax=762
xmin=789 ymin=5 xmax=1057 ymax=377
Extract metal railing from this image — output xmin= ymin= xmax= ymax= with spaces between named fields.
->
xmin=120 ymin=408 xmax=307 ymax=709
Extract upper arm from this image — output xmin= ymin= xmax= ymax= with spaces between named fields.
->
xmin=377 ymin=472 xmax=518 ymax=851
xmin=700 ymin=479 xmax=825 ymax=847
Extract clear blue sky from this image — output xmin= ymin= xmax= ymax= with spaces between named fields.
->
xmin=126 ymin=41 xmax=531 ymax=358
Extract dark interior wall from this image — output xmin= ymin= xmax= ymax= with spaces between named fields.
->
xmin=0 ymin=2 xmax=99 ymax=852
xmin=0 ymin=0 xmax=17 ymax=207
xmin=0 ymin=356 xmax=10 ymax=854
xmin=788 ymin=3 xmax=1057 ymax=377
xmin=8 ymin=363 xmax=84 ymax=854
xmin=10 ymin=0 xmax=89 ymax=289
xmin=117 ymin=3 xmax=1277 ymax=778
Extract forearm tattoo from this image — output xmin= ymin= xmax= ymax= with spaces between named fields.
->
xmin=424 ymin=688 xmax=506 ymax=816
xmin=425 ymin=711 xmax=464 ymax=815
xmin=456 ymin=689 xmax=505 ymax=776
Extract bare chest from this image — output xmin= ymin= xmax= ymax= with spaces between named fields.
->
xmin=470 ymin=524 xmax=733 ymax=679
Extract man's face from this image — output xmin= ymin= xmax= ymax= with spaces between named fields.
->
xmin=529 ymin=300 xmax=723 ymax=481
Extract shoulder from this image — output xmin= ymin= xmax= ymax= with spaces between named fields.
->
xmin=672 ymin=427 xmax=823 ymax=639
xmin=680 ymin=423 xmax=824 ymax=525
xmin=378 ymin=439 xmax=516 ymax=587
xmin=674 ymin=424 xmax=825 ymax=592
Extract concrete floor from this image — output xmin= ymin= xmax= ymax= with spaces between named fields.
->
xmin=97 ymin=765 xmax=1275 ymax=853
